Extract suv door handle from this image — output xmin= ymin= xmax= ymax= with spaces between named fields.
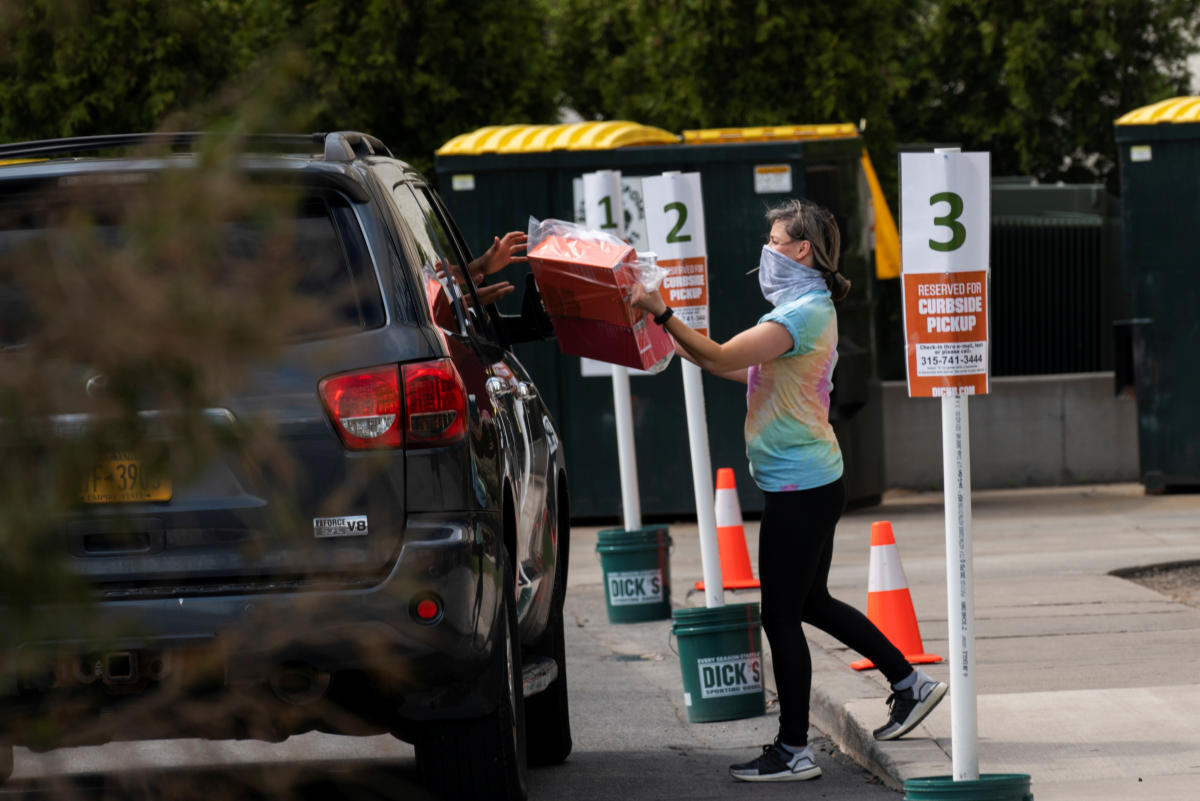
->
xmin=486 ymin=376 xmax=512 ymax=399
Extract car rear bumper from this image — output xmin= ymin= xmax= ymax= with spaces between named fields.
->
xmin=0 ymin=513 xmax=506 ymax=743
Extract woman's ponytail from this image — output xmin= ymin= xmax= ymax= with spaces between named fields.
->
xmin=825 ymin=270 xmax=852 ymax=302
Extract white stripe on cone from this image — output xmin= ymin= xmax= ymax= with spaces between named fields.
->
xmin=867 ymin=542 xmax=909 ymax=593
xmin=715 ymin=486 xmax=741 ymax=528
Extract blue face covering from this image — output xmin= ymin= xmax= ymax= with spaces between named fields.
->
xmin=757 ymin=245 xmax=827 ymax=307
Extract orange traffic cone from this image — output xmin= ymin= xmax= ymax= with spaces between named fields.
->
xmin=695 ymin=468 xmax=760 ymax=591
xmin=850 ymin=521 xmax=942 ymax=671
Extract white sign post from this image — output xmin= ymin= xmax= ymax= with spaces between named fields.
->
xmin=582 ymin=170 xmax=641 ymax=533
xmin=900 ymin=147 xmax=991 ymax=781
xmin=642 ymin=171 xmax=722 ymax=609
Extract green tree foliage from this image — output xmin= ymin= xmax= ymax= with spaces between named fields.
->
xmin=890 ymin=0 xmax=1200 ymax=188
xmin=0 ymin=0 xmax=560 ymax=174
xmin=547 ymin=0 xmax=1199 ymax=193
xmin=3 ymin=0 xmax=1196 ymax=188
xmin=0 ymin=0 xmax=247 ymax=140
xmin=241 ymin=0 xmax=560 ymax=174
xmin=547 ymin=0 xmax=909 ymax=185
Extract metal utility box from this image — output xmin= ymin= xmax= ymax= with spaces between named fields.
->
xmin=1113 ymin=97 xmax=1200 ymax=493
xmin=435 ymin=122 xmax=887 ymax=518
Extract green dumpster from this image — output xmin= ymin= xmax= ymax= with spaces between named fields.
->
xmin=990 ymin=179 xmax=1117 ymax=376
xmin=1113 ymin=96 xmax=1200 ymax=493
xmin=435 ymin=122 xmax=887 ymax=517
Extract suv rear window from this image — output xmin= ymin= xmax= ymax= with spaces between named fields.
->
xmin=0 ymin=184 xmax=385 ymax=346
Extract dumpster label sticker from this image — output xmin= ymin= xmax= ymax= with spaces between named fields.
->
xmin=754 ymin=164 xmax=792 ymax=194
xmin=697 ymin=651 xmax=763 ymax=699
xmin=1129 ymin=145 xmax=1152 ymax=163
xmin=607 ymin=569 xmax=664 ymax=606
xmin=450 ymin=173 xmax=475 ymax=191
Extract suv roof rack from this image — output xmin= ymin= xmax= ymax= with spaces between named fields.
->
xmin=0 ymin=131 xmax=393 ymax=162
xmin=318 ymin=131 xmax=393 ymax=162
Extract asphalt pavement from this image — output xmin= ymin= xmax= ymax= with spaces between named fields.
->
xmin=568 ymin=482 xmax=1200 ymax=801
xmin=5 ymin=482 xmax=1196 ymax=801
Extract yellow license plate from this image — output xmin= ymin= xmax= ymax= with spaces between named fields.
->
xmin=82 ymin=455 xmax=172 ymax=504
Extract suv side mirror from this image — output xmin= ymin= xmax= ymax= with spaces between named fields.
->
xmin=496 ymin=272 xmax=555 ymax=346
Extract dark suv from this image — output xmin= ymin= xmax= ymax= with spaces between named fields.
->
xmin=0 ymin=132 xmax=570 ymax=800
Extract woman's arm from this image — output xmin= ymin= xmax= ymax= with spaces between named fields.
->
xmin=630 ymin=284 xmax=791 ymax=375
xmin=670 ymin=335 xmax=750 ymax=383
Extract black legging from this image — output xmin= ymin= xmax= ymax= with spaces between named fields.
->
xmin=758 ymin=477 xmax=912 ymax=746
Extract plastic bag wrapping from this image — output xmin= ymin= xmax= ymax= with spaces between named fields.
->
xmin=526 ymin=216 xmax=674 ymax=373
xmin=527 ymin=217 xmax=666 ymax=292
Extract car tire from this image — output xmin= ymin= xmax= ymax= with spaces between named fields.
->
xmin=524 ymin=496 xmax=572 ymax=767
xmin=416 ymin=553 xmax=527 ymax=801
xmin=524 ymin=595 xmax=572 ymax=767
xmin=0 ymin=741 xmax=12 ymax=786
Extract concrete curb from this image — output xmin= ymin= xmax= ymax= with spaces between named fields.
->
xmin=682 ymin=583 xmax=954 ymax=792
xmin=807 ymin=642 xmax=905 ymax=792
xmin=807 ymin=639 xmax=954 ymax=793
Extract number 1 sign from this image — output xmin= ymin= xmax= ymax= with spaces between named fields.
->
xmin=900 ymin=151 xmax=991 ymax=397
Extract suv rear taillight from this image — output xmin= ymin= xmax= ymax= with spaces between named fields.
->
xmin=318 ymin=359 xmax=467 ymax=450
xmin=319 ymin=366 xmax=403 ymax=449
xmin=401 ymin=358 xmax=467 ymax=447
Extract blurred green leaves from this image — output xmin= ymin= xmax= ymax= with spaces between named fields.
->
xmin=1 ymin=0 xmax=1197 ymax=192
xmin=889 ymin=0 xmax=1200 ymax=190
xmin=0 ymin=0 xmax=561 ymax=175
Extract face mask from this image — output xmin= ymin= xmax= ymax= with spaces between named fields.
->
xmin=757 ymin=245 xmax=827 ymax=306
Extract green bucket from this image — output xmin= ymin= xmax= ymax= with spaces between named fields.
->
xmin=671 ymin=602 xmax=766 ymax=723
xmin=595 ymin=526 xmax=672 ymax=623
xmin=904 ymin=774 xmax=1033 ymax=801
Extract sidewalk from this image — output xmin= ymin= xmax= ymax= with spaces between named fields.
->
xmin=572 ymin=483 xmax=1200 ymax=801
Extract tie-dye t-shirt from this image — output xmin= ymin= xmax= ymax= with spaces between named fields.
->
xmin=744 ymin=290 xmax=842 ymax=492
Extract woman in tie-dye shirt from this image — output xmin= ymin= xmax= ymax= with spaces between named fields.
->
xmin=630 ymin=199 xmax=946 ymax=783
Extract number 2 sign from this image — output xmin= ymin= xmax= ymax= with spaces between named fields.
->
xmin=899 ymin=151 xmax=991 ymax=397
xmin=643 ymin=172 xmax=710 ymax=336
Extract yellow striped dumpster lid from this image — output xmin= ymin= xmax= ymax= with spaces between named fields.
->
xmin=681 ymin=123 xmax=859 ymax=144
xmin=1116 ymin=96 xmax=1200 ymax=125
xmin=436 ymin=121 xmax=680 ymax=155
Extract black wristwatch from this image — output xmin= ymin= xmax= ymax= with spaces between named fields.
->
xmin=653 ymin=306 xmax=674 ymax=325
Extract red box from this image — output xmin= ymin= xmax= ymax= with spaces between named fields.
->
xmin=528 ymin=234 xmax=675 ymax=372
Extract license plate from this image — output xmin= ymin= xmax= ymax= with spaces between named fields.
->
xmin=82 ymin=454 xmax=172 ymax=504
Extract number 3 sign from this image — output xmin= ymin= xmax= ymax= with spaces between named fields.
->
xmin=899 ymin=151 xmax=991 ymax=397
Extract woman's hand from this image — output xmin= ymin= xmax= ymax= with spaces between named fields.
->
xmin=628 ymin=282 xmax=668 ymax=317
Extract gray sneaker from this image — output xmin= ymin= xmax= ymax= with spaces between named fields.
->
xmin=873 ymin=676 xmax=948 ymax=740
xmin=729 ymin=737 xmax=823 ymax=782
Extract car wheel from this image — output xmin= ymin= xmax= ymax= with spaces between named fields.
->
xmin=525 ymin=497 xmax=572 ymax=767
xmin=416 ymin=553 xmax=527 ymax=801
xmin=524 ymin=595 xmax=572 ymax=766
xmin=0 ymin=741 xmax=12 ymax=786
